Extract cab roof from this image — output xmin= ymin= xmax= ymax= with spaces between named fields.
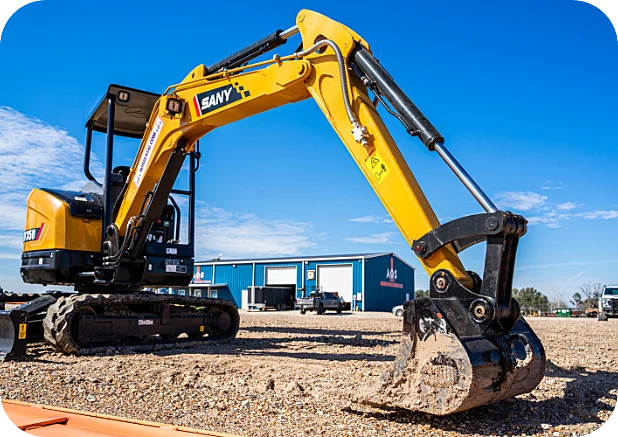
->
xmin=86 ymin=85 xmax=160 ymax=139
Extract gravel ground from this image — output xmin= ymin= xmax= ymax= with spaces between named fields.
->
xmin=1 ymin=312 xmax=616 ymax=437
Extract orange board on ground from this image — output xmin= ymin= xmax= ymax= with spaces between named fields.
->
xmin=1 ymin=400 xmax=243 ymax=437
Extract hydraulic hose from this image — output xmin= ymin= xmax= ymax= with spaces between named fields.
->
xmin=292 ymin=40 xmax=369 ymax=145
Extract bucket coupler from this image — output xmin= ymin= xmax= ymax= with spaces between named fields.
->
xmin=414 ymin=210 xmax=528 ymax=329
xmin=0 ymin=295 xmax=57 ymax=361
xmin=361 ymin=211 xmax=547 ymax=414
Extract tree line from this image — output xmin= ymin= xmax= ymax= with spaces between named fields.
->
xmin=414 ymin=281 xmax=604 ymax=314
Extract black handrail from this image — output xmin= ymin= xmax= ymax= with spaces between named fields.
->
xmin=168 ymin=195 xmax=182 ymax=242
xmin=83 ymin=127 xmax=102 ymax=187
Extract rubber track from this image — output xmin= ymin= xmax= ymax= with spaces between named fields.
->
xmin=42 ymin=294 xmax=240 ymax=356
xmin=0 ymin=290 xmax=65 ymax=303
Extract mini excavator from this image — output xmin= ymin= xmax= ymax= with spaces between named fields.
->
xmin=0 ymin=10 xmax=545 ymax=415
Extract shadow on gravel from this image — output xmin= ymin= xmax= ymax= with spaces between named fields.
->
xmin=237 ymin=350 xmax=396 ymax=362
xmin=13 ymin=326 xmax=401 ymax=363
xmin=6 ymin=343 xmax=77 ymax=364
xmin=147 ymin=333 xmax=398 ymax=362
xmin=348 ymin=360 xmax=618 ymax=434
xmin=242 ymin=326 xmax=399 ymax=336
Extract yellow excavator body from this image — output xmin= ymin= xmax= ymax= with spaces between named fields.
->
xmin=23 ymin=189 xmax=101 ymax=253
xmin=0 ymin=9 xmax=547 ymax=417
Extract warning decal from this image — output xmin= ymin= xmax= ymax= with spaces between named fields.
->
xmin=366 ymin=152 xmax=389 ymax=184
xmin=18 ymin=324 xmax=27 ymax=340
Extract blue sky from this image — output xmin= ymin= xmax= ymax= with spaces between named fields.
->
xmin=0 ymin=0 xmax=616 ymax=301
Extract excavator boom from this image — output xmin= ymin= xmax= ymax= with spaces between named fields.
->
xmin=114 ymin=14 xmax=472 ymax=285
xmin=4 ymin=9 xmax=546 ymax=415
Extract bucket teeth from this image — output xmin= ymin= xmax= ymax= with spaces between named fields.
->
xmin=359 ymin=298 xmax=546 ymax=415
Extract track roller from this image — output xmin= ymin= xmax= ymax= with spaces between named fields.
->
xmin=43 ymin=293 xmax=240 ymax=355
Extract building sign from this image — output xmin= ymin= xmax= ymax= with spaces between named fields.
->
xmin=306 ymin=270 xmax=315 ymax=280
xmin=193 ymin=266 xmax=211 ymax=283
xmin=380 ymin=257 xmax=404 ymax=289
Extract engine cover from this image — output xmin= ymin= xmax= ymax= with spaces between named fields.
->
xmin=21 ymin=188 xmax=102 ymax=285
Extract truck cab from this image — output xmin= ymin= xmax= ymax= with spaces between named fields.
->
xmin=598 ymin=285 xmax=618 ymax=321
xmin=296 ymin=288 xmax=345 ymax=315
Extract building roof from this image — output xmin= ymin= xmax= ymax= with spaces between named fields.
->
xmin=189 ymin=283 xmax=228 ymax=288
xmin=196 ymin=253 xmax=415 ymax=270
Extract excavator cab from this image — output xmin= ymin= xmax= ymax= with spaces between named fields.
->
xmin=86 ymin=85 xmax=159 ymax=139
xmin=3 ymin=82 xmax=241 ymax=360
xmin=20 ymin=85 xmax=196 ymax=288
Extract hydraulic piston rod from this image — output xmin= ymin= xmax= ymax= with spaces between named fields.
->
xmin=206 ymin=26 xmax=299 ymax=74
xmin=434 ymin=142 xmax=497 ymax=212
xmin=350 ymin=46 xmax=497 ymax=213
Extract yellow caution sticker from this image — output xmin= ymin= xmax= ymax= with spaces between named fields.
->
xmin=199 ymin=326 xmax=205 ymax=333
xmin=366 ymin=151 xmax=389 ymax=184
xmin=18 ymin=324 xmax=27 ymax=340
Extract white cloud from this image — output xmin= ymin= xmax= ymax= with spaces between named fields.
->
xmin=526 ymin=209 xmax=577 ymax=228
xmin=0 ymin=233 xmax=27 ymax=250
xmin=517 ymin=259 xmax=618 ymax=271
xmin=346 ymin=232 xmax=396 ymax=244
xmin=577 ymin=210 xmax=618 ymax=220
xmin=494 ymin=189 xmax=618 ymax=228
xmin=0 ymin=107 xmax=101 ymax=258
xmin=527 ymin=214 xmax=562 ymax=228
xmin=194 ymin=202 xmax=316 ymax=259
xmin=541 ymin=180 xmax=563 ymax=190
xmin=0 ymin=107 xmax=317 ymax=267
xmin=527 ymin=209 xmax=618 ymax=228
xmin=562 ymin=270 xmax=590 ymax=285
xmin=349 ymin=215 xmax=393 ymax=224
xmin=495 ymin=191 xmax=548 ymax=211
xmin=556 ymin=202 xmax=579 ymax=211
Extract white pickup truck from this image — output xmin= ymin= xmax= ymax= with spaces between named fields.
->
xmin=598 ymin=285 xmax=618 ymax=321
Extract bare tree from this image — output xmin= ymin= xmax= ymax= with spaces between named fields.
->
xmin=578 ymin=281 xmax=603 ymax=309
xmin=579 ymin=282 xmax=593 ymax=300
xmin=593 ymin=282 xmax=604 ymax=297
xmin=550 ymin=287 xmax=568 ymax=310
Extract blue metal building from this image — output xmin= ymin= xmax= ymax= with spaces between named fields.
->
xmin=189 ymin=253 xmax=415 ymax=312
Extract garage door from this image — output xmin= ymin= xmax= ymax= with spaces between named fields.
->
xmin=265 ymin=266 xmax=297 ymax=285
xmin=317 ymin=264 xmax=353 ymax=304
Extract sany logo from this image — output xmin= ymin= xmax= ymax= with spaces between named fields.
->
xmin=24 ymin=223 xmax=45 ymax=243
xmin=386 ymin=257 xmax=398 ymax=282
xmin=193 ymin=84 xmax=246 ymax=117
xmin=200 ymin=87 xmax=233 ymax=111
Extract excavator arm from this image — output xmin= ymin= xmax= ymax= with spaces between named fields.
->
xmin=113 ymin=10 xmax=470 ymax=285
xmin=7 ymin=9 xmax=545 ymax=416
xmin=99 ymin=10 xmax=546 ymax=415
